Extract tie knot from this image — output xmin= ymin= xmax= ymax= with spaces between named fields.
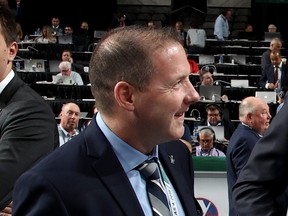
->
xmin=137 ymin=159 xmax=160 ymax=180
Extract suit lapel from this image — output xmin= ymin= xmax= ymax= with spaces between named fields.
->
xmin=84 ymin=120 xmax=145 ymax=216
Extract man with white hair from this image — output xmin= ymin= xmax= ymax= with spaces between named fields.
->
xmin=57 ymin=61 xmax=84 ymax=85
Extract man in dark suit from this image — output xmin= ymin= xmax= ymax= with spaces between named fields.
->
xmin=259 ymin=51 xmax=288 ymax=93
xmin=226 ymin=96 xmax=272 ymax=216
xmin=0 ymin=4 xmax=59 ymax=213
xmin=261 ymin=38 xmax=282 ymax=73
xmin=233 ymin=98 xmax=288 ymax=215
xmin=12 ymin=26 xmax=203 ymax=215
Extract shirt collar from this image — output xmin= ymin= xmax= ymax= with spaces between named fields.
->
xmin=0 ymin=70 xmax=14 ymax=94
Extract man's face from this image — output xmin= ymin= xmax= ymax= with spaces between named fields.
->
xmin=201 ymin=72 xmax=214 ymax=86
xmin=132 ymin=43 xmax=199 ymax=144
xmin=62 ymin=52 xmax=71 ymax=62
xmin=60 ymin=104 xmax=80 ymax=132
xmin=207 ymin=109 xmax=221 ymax=126
xmin=198 ymin=133 xmax=214 ymax=151
xmin=270 ymin=53 xmax=282 ymax=67
xmin=52 ymin=18 xmax=60 ymax=27
xmin=250 ymin=103 xmax=271 ymax=135
xmin=60 ymin=66 xmax=71 ymax=76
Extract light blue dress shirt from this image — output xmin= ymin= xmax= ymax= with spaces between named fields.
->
xmin=96 ymin=113 xmax=185 ymax=216
xmin=214 ymin=14 xmax=229 ymax=40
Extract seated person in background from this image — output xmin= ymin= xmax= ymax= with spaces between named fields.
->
xmin=199 ymin=68 xmax=229 ymax=100
xmin=58 ymin=102 xmax=81 ymax=146
xmin=195 ymin=127 xmax=226 ymax=156
xmin=35 ymin=25 xmax=57 ymax=44
xmin=267 ymin=23 xmax=277 ymax=32
xmin=186 ymin=22 xmax=206 ymax=54
xmin=175 ymin=21 xmax=187 ymax=49
xmin=61 ymin=49 xmax=84 ymax=73
xmin=194 ymin=103 xmax=235 ymax=140
xmin=261 ymin=37 xmax=282 ymax=72
xmin=237 ymin=23 xmax=257 ymax=40
xmin=64 ymin=24 xmax=73 ymax=36
xmin=57 ymin=61 xmax=84 ymax=85
xmin=259 ymin=51 xmax=288 ymax=92
xmin=51 ymin=16 xmax=63 ymax=36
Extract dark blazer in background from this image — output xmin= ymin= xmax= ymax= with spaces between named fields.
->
xmin=233 ymin=101 xmax=288 ymax=215
xmin=259 ymin=62 xmax=288 ymax=92
xmin=0 ymin=74 xmax=59 ymax=210
xmin=12 ymin=117 xmax=202 ymax=216
xmin=259 ymin=63 xmax=288 ymax=92
xmin=226 ymin=123 xmax=262 ymax=216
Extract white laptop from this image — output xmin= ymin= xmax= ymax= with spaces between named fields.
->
xmin=49 ymin=60 xmax=61 ymax=72
xmin=199 ymin=54 xmax=215 ymax=65
xmin=52 ymin=75 xmax=75 ymax=85
xmin=24 ymin=59 xmax=45 ymax=72
xmin=255 ymin=91 xmax=276 ymax=103
xmin=197 ymin=126 xmax=225 ymax=142
xmin=58 ymin=35 xmax=73 ymax=44
xmin=94 ymin=30 xmax=107 ymax=39
xmin=231 ymin=79 xmax=249 ymax=88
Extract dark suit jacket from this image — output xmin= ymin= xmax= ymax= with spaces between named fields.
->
xmin=233 ymin=101 xmax=288 ymax=215
xmin=226 ymin=123 xmax=262 ymax=216
xmin=12 ymin=116 xmax=202 ymax=216
xmin=259 ymin=62 xmax=288 ymax=92
xmin=0 ymin=74 xmax=59 ymax=210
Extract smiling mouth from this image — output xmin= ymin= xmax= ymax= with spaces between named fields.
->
xmin=175 ymin=112 xmax=184 ymax=117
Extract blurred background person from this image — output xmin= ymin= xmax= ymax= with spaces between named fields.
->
xmin=194 ymin=103 xmax=235 ymax=141
xmin=261 ymin=37 xmax=282 ymax=72
xmin=195 ymin=127 xmax=226 ymax=156
xmin=57 ymin=61 xmax=84 ymax=85
xmin=214 ymin=8 xmax=232 ymax=40
xmin=51 ymin=16 xmax=63 ymax=36
xmin=35 ymin=25 xmax=56 ymax=43
xmin=186 ymin=22 xmax=206 ymax=54
xmin=237 ymin=23 xmax=257 ymax=40
xmin=175 ymin=20 xmax=187 ymax=49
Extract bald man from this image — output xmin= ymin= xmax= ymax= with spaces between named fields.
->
xmin=58 ymin=102 xmax=81 ymax=146
xmin=226 ymin=96 xmax=271 ymax=216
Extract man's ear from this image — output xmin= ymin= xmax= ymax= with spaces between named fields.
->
xmin=8 ymin=42 xmax=18 ymax=63
xmin=114 ymin=81 xmax=135 ymax=111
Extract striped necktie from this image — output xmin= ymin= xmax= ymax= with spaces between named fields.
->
xmin=137 ymin=159 xmax=171 ymax=216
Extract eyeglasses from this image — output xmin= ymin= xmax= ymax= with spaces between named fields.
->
xmin=208 ymin=113 xmax=220 ymax=117
xmin=199 ymin=139 xmax=213 ymax=144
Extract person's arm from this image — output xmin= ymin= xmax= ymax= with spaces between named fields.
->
xmin=0 ymin=99 xmax=57 ymax=208
xmin=259 ymin=65 xmax=270 ymax=89
xmin=233 ymin=102 xmax=288 ymax=215
xmin=74 ymin=73 xmax=84 ymax=85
